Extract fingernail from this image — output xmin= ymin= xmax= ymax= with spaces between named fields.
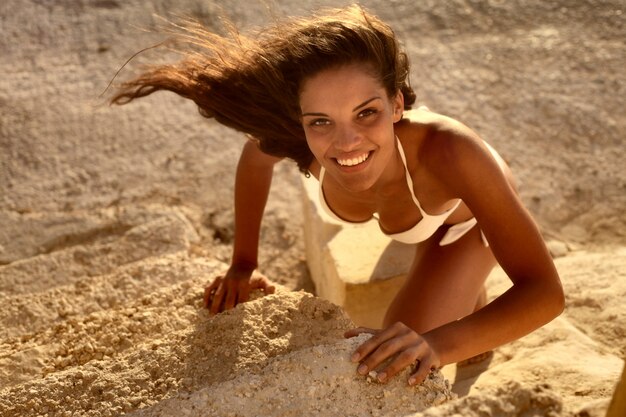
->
xmin=357 ymin=364 xmax=368 ymax=375
xmin=377 ymin=372 xmax=387 ymax=382
xmin=408 ymin=377 xmax=416 ymax=385
xmin=351 ymin=352 xmax=360 ymax=362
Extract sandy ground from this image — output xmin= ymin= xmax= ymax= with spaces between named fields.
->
xmin=1 ymin=0 xmax=624 ymax=416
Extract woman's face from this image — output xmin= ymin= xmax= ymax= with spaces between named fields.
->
xmin=299 ymin=64 xmax=403 ymax=192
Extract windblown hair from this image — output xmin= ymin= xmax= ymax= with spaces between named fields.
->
xmin=110 ymin=4 xmax=416 ymax=173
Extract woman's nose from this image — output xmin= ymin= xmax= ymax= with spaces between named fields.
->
xmin=334 ymin=128 xmax=362 ymax=152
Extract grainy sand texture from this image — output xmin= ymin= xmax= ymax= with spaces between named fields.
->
xmin=1 ymin=0 xmax=624 ymax=416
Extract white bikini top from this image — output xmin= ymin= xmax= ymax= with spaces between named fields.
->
xmin=318 ymin=137 xmax=462 ymax=244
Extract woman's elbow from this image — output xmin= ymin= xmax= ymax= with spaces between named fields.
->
xmin=546 ymin=278 xmax=566 ymax=320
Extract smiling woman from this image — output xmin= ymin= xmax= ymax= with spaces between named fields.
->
xmin=301 ymin=64 xmax=404 ymax=193
xmin=110 ymin=4 xmax=564 ymax=388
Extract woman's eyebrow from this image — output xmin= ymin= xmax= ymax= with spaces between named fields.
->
xmin=352 ymin=96 xmax=381 ymax=111
xmin=301 ymin=111 xmax=328 ymax=117
xmin=301 ymin=96 xmax=382 ymax=117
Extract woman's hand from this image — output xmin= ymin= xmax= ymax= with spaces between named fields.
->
xmin=203 ymin=265 xmax=275 ymax=315
xmin=345 ymin=322 xmax=441 ymax=386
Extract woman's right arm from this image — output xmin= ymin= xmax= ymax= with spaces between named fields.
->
xmin=204 ymin=139 xmax=282 ymax=314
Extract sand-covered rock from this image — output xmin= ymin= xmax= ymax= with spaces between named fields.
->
xmin=129 ymin=334 xmax=455 ymax=417
xmin=0 ymin=290 xmax=354 ymax=417
xmin=0 ymin=207 xmax=198 ymax=298
xmin=406 ymin=381 xmax=563 ymax=417
xmin=558 ymin=248 xmax=626 ymax=358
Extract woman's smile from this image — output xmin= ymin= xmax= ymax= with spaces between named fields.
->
xmin=335 ymin=151 xmax=372 ymax=167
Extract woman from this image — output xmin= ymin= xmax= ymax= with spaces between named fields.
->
xmin=111 ymin=5 xmax=564 ymax=386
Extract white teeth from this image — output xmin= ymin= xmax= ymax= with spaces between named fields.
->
xmin=337 ymin=152 xmax=370 ymax=167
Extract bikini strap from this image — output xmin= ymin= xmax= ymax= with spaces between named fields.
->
xmin=395 ymin=137 xmax=428 ymax=215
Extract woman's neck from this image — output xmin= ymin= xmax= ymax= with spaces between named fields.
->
xmin=370 ymin=139 xmax=409 ymax=199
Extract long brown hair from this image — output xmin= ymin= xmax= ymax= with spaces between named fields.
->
xmin=110 ymin=4 xmax=416 ymax=173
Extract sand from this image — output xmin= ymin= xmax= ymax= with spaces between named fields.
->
xmin=127 ymin=333 xmax=455 ymax=417
xmin=1 ymin=0 xmax=625 ymax=416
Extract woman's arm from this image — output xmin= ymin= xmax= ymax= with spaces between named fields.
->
xmin=347 ymin=120 xmax=564 ymax=384
xmin=425 ymin=124 xmax=564 ymax=362
xmin=231 ymin=140 xmax=282 ymax=270
xmin=205 ymin=139 xmax=282 ymax=314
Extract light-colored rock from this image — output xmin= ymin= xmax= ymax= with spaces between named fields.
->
xmin=0 ymin=290 xmax=355 ymax=417
xmin=546 ymin=239 xmax=569 ymax=258
xmin=129 ymin=334 xmax=455 ymax=417
xmin=0 ymin=208 xmax=199 ymax=298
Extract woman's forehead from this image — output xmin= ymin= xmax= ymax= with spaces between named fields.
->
xmin=299 ymin=65 xmax=387 ymax=110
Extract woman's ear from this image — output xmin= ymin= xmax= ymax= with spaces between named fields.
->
xmin=392 ymin=91 xmax=404 ymax=122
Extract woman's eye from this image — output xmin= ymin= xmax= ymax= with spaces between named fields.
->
xmin=358 ymin=108 xmax=378 ymax=118
xmin=310 ymin=118 xmax=331 ymax=127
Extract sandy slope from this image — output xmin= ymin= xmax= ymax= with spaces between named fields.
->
xmin=0 ymin=231 xmax=622 ymax=416
xmin=1 ymin=0 xmax=624 ymax=416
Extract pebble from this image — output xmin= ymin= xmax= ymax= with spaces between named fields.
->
xmin=546 ymin=240 xmax=569 ymax=258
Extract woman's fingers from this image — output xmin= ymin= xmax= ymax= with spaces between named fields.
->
xmin=237 ymin=281 xmax=251 ymax=305
xmin=356 ymin=329 xmax=418 ymax=377
xmin=206 ymin=272 xmax=276 ymax=314
xmin=345 ymin=322 xmax=440 ymax=385
xmin=349 ymin=324 xmax=404 ymax=364
xmin=251 ymin=275 xmax=275 ymax=294
xmin=204 ymin=276 xmax=223 ymax=308
xmin=223 ymin=280 xmax=238 ymax=310
xmin=209 ymin=280 xmax=227 ymax=315
xmin=203 ymin=287 xmax=211 ymax=308
xmin=376 ymin=345 xmax=423 ymax=383
xmin=408 ymin=353 xmax=437 ymax=386
xmin=263 ymin=278 xmax=276 ymax=294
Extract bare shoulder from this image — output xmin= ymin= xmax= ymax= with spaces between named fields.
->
xmin=401 ymin=108 xmax=516 ymax=194
xmin=399 ymin=108 xmax=483 ymax=167
xmin=423 ymin=113 xmax=481 ymax=161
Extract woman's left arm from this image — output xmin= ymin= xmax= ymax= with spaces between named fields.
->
xmin=347 ymin=121 xmax=564 ymax=384
xmin=420 ymin=123 xmax=564 ymax=366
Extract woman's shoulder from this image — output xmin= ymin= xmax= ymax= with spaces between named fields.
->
xmin=397 ymin=107 xmax=480 ymax=165
xmin=399 ymin=107 xmax=515 ymax=190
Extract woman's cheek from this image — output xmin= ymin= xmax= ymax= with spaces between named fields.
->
xmin=304 ymin=135 xmax=321 ymax=157
xmin=305 ymin=131 xmax=332 ymax=152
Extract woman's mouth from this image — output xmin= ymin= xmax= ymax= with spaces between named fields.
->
xmin=335 ymin=151 xmax=371 ymax=167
